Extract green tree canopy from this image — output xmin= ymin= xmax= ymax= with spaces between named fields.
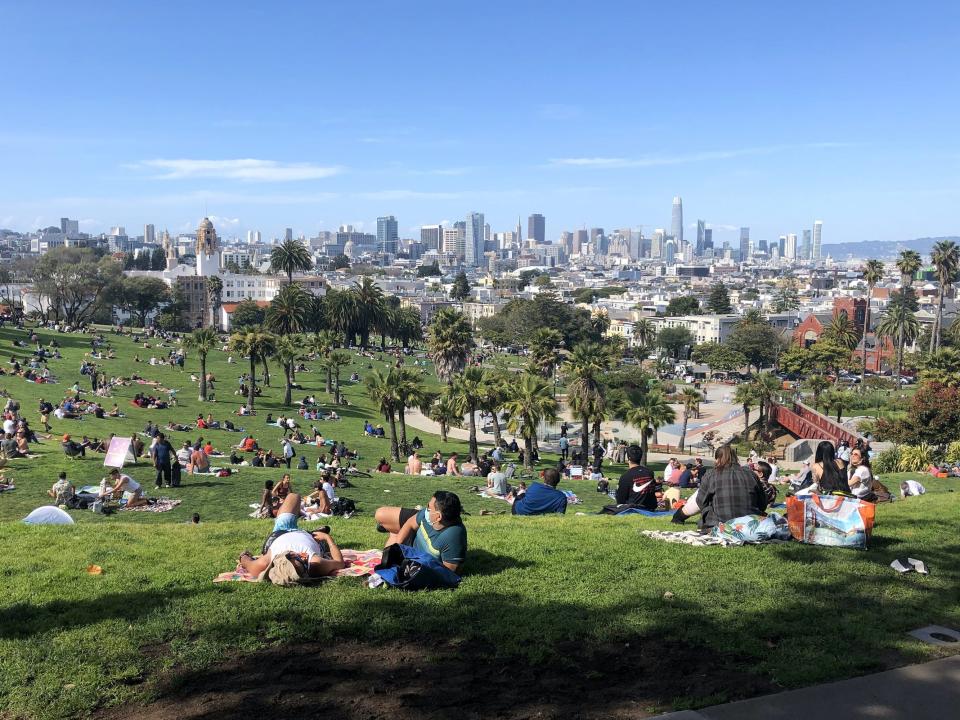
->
xmin=705 ymin=282 xmax=732 ymax=314
xmin=665 ymin=296 xmax=701 ymax=316
xmin=726 ymin=317 xmax=782 ymax=371
xmin=657 ymin=326 xmax=693 ymax=359
xmin=230 ymin=298 xmax=266 ymax=330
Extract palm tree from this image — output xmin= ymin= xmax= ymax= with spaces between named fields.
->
xmin=325 ymin=288 xmax=359 ymax=347
xmin=183 ymin=327 xmax=218 ymax=401
xmin=265 ymin=282 xmax=311 ymax=337
xmin=527 ymin=328 xmax=563 ymax=379
xmin=820 ymin=388 xmax=853 ymax=423
xmin=274 ymin=335 xmax=299 ymax=407
xmin=634 ymin=318 xmax=656 ymax=350
xmin=269 ymin=238 xmax=313 ymax=284
xmin=803 ymin=374 xmax=831 ymax=408
xmin=352 ymin=276 xmax=385 ymax=349
xmin=366 ymin=368 xmax=401 ymax=461
xmin=860 ymin=259 xmax=884 ymax=389
xmin=206 ymin=276 xmax=223 ymax=330
xmin=503 ymin=374 xmax=559 ymax=469
xmin=895 ymin=249 xmax=923 ymax=373
xmin=310 ymin=329 xmax=338 ymax=393
xmin=564 ymin=342 xmax=611 ymax=461
xmin=617 ymin=391 xmax=675 ymax=464
xmin=327 ymin=350 xmax=352 ymax=405
xmin=427 ymin=389 xmax=461 ymax=443
xmin=478 ymin=369 xmax=510 ymax=447
xmin=450 ymin=366 xmax=485 ymax=459
xmin=929 ymin=240 xmax=960 ymax=353
xmin=394 ymin=367 xmax=429 ymax=450
xmin=677 ymin=387 xmax=702 ymax=452
xmin=877 ymin=304 xmax=920 ymax=383
xmin=822 ymin=311 xmax=860 ymax=350
xmin=751 ymin=372 xmax=783 ymax=430
xmin=919 ymin=348 xmax=960 ymax=387
xmin=733 ymin=383 xmax=757 ymax=439
xmin=428 ymin=308 xmax=474 ymax=384
xmin=228 ymin=328 xmax=277 ymax=410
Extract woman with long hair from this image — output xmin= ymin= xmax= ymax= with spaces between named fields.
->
xmin=810 ymin=441 xmax=851 ymax=494
xmin=672 ymin=444 xmax=768 ymax=529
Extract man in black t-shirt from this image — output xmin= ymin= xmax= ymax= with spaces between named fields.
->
xmin=604 ymin=444 xmax=657 ymax=512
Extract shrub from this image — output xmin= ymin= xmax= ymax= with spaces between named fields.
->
xmin=945 ymin=441 xmax=960 ymax=464
xmin=896 ymin=443 xmax=938 ymax=472
xmin=871 ymin=447 xmax=901 ymax=474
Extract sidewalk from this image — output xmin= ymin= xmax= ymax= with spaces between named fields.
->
xmin=655 ymin=654 xmax=960 ymax=720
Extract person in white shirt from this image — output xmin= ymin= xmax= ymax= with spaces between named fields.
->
xmin=900 ymin=480 xmax=926 ymax=498
xmin=103 ymin=469 xmax=147 ymax=508
xmin=766 ymin=457 xmax=779 ymax=484
xmin=663 ymin=458 xmax=679 ymax=485
xmin=847 ymin=448 xmax=876 ymax=500
xmin=484 ymin=463 xmax=508 ymax=496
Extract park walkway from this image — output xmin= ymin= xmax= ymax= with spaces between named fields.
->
xmin=655 ymin=654 xmax=960 ymax=720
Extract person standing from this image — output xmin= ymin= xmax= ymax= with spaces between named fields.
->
xmin=282 ymin=437 xmax=295 ymax=470
xmin=558 ymin=435 xmax=569 ymax=461
xmin=150 ymin=432 xmax=174 ymax=488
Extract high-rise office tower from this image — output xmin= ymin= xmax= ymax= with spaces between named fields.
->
xmin=527 ymin=214 xmax=545 ymax=244
xmin=696 ymin=219 xmax=706 ymax=255
xmin=560 ymin=231 xmax=573 ymax=254
xmin=255 ymin=230 xmax=262 ymax=243
xmin=785 ymin=233 xmax=798 ymax=259
xmin=144 ymin=224 xmax=155 ymax=245
xmin=442 ymin=227 xmax=462 ymax=255
xmin=516 ymin=218 xmax=523 ymax=246
xmin=465 ymin=212 xmax=484 ymax=266
xmin=573 ymin=229 xmax=588 ymax=255
xmin=652 ymin=229 xmax=665 ymax=259
xmin=812 ymin=221 xmax=823 ymax=260
xmin=739 ymin=227 xmax=750 ymax=261
xmin=284 ymin=228 xmax=293 ymax=242
xmin=759 ymin=239 xmax=768 ymax=253
xmin=246 ymin=230 xmax=255 ymax=243
xmin=778 ymin=236 xmax=786 ymax=257
xmin=671 ymin=197 xmax=683 ymax=245
xmin=703 ymin=228 xmax=713 ymax=251
xmin=377 ymin=216 xmax=399 ymax=255
xmin=590 ymin=228 xmax=605 ymax=254
xmin=801 ymin=229 xmax=811 ymax=259
xmin=420 ymin=225 xmax=441 ymax=251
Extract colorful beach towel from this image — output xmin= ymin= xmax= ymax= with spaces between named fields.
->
xmin=122 ymin=498 xmax=182 ymax=513
xmin=616 ymin=508 xmax=674 ymax=517
xmin=213 ymin=548 xmax=383 ymax=583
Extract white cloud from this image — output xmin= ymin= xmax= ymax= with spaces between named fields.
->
xmin=135 ymin=158 xmax=342 ymax=182
xmin=548 ymin=143 xmax=849 ymax=169
xmin=208 ymin=215 xmax=241 ymax=226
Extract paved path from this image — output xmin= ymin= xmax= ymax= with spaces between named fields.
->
xmin=655 ymin=654 xmax=960 ymax=720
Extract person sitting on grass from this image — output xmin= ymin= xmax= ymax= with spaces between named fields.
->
xmin=61 ymin=433 xmax=87 ymax=458
xmin=601 ymin=444 xmax=657 ymax=513
xmin=445 ymin=452 xmax=461 ymax=476
xmin=189 ymin=444 xmax=210 ymax=474
xmin=373 ymin=490 xmax=467 ymax=573
xmin=258 ymin=479 xmax=278 ymax=518
xmin=376 ymin=457 xmax=392 ymax=473
xmin=406 ymin=450 xmax=422 ymax=475
xmin=509 ymin=467 xmax=567 ymax=515
xmin=671 ymin=445 xmax=767 ymax=530
xmin=239 ymin=493 xmax=346 ymax=583
xmin=102 ymin=468 xmax=148 ymax=509
xmin=273 ymin=474 xmax=292 ymax=502
xmin=900 ymin=479 xmax=926 ymax=498
xmin=753 ymin=460 xmax=779 ymax=506
xmin=48 ymin=471 xmax=75 ymax=505
xmin=797 ymin=441 xmax=851 ymax=496
xmin=484 ymin=462 xmax=508 ymax=496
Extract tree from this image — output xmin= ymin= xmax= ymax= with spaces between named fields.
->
xmin=206 ymin=276 xmax=223 ymax=330
xmin=533 ymin=273 xmax=554 ymax=289
xmin=929 ymin=240 xmax=959 ymax=353
xmin=429 ymin=308 xmax=474 ymax=384
xmin=328 ymin=351 xmax=352 ymax=405
xmin=331 ymin=254 xmax=351 ymax=270
xmin=274 ymin=335 xmax=300 ymax=407
xmin=691 ymin=342 xmax=747 ymax=376
xmin=726 ymin=316 xmax=782 ymax=372
xmin=822 ymin=312 xmax=860 ymax=350
xmin=503 ymin=374 xmax=559 ymax=469
xmin=859 ymin=259 xmax=885 ymax=388
xmin=772 ymin=283 xmax=800 ymax=312
xmin=394 ymin=367 xmax=429 ymax=450
xmin=325 ymin=288 xmax=359 ymax=346
xmin=617 ymin=391 xmax=675 ymax=464
xmin=183 ymin=327 xmax=218 ymax=401
xmin=33 ymin=247 xmax=122 ymax=325
xmin=875 ymin=382 xmax=960 ymax=446
xmin=751 ymin=372 xmax=783 ymax=430
xmin=352 ymin=276 xmax=385 ymax=349
xmin=150 ymin=246 xmax=166 ymax=271
xmin=820 ymin=388 xmax=853 ymax=422
xmin=228 ymin=328 xmax=276 ymax=409
xmin=776 ymin=346 xmax=815 ymax=376
xmin=478 ymin=369 xmax=510 ymax=447
xmin=803 ymin=374 xmax=831 ymax=408
xmin=269 ymin=238 xmax=313 ymax=284
xmin=116 ymin=276 xmax=170 ymax=328
xmin=919 ymin=348 xmax=960 ymax=388
xmin=450 ymin=366 xmax=485 ymax=459
xmin=656 ymin=326 xmax=693 ymax=360
xmin=677 ymin=387 xmax=702 ymax=451
xmin=366 ymin=368 xmax=401 ymax=461
xmin=809 ymin=340 xmax=854 ymax=381
xmin=417 ymin=260 xmax=441 ymax=277
xmin=733 ymin=383 xmax=757 ymax=439
xmin=231 ymin=299 xmax=266 ymax=330
xmin=265 ymin=282 xmax=311 ymax=336
xmin=565 ymin=342 xmax=612 ymax=461
xmin=428 ymin=390 xmax=461 ymax=443
xmin=705 ymin=282 xmax=732 ymax=314
xmin=634 ymin=318 xmax=656 ymax=349
xmin=665 ymin=296 xmax=700 ymax=316
xmin=527 ymin=328 xmax=563 ymax=379
xmin=450 ymin=271 xmax=471 ymax=301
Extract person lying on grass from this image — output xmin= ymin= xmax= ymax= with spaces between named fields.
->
xmin=374 ymin=490 xmax=467 ymax=573
xmin=671 ymin=444 xmax=767 ymax=530
xmin=102 ymin=468 xmax=148 ymax=509
xmin=508 ymin=467 xmax=567 ymax=515
xmin=239 ymin=492 xmax=346 ymax=582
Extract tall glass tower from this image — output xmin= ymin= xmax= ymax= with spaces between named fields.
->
xmin=812 ymin=221 xmax=823 ymax=260
xmin=465 ymin=212 xmax=485 ymax=266
xmin=671 ymin=196 xmax=683 ymax=245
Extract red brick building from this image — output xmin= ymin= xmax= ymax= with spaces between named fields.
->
xmin=792 ymin=297 xmax=894 ymax=372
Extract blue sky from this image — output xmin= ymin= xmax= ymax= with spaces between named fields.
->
xmin=1 ymin=1 xmax=958 ymax=246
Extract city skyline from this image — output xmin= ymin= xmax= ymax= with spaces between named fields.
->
xmin=1 ymin=3 xmax=959 ymax=243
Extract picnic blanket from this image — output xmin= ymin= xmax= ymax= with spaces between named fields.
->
xmin=0 ymin=483 xmax=15 ymax=493
xmin=616 ymin=508 xmax=674 ymax=517
xmin=213 ymin=549 xmax=383 ymax=583
xmin=641 ymin=530 xmax=738 ymax=547
xmin=121 ymin=497 xmax=182 ymax=513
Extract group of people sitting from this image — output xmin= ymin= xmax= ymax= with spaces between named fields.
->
xmin=132 ymin=392 xmax=168 ymax=409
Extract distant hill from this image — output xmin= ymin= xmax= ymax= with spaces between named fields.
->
xmin=824 ymin=236 xmax=960 ymax=259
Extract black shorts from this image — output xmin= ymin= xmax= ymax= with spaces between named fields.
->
xmin=398 ymin=507 xmax=418 ymax=527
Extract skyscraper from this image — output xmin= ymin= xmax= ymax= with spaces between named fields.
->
xmin=560 ymin=231 xmax=573 ymax=254
xmin=696 ymin=219 xmax=706 ymax=255
xmin=703 ymin=228 xmax=713 ymax=251
xmin=652 ymin=229 xmax=665 ymax=259
xmin=377 ymin=216 xmax=399 ymax=255
xmin=465 ymin=212 xmax=484 ymax=266
xmin=785 ymin=233 xmax=798 ymax=259
xmin=801 ymin=229 xmax=811 ymax=259
xmin=527 ymin=214 xmax=545 ymax=244
xmin=284 ymin=228 xmax=293 ymax=242
xmin=573 ymin=229 xmax=588 ymax=255
xmin=671 ymin=196 xmax=683 ymax=245
xmin=812 ymin=221 xmax=823 ymax=260
xmin=739 ymin=227 xmax=750 ymax=261
xmin=144 ymin=224 xmax=155 ymax=245
xmin=420 ymin=225 xmax=441 ymax=251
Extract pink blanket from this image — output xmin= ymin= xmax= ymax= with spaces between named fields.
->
xmin=214 ymin=548 xmax=382 ymax=583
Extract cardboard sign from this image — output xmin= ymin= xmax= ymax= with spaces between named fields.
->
xmin=103 ymin=437 xmax=137 ymax=468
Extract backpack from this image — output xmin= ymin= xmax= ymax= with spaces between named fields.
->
xmin=330 ymin=498 xmax=356 ymax=516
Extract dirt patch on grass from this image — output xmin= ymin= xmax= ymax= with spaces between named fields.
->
xmin=96 ymin=635 xmax=778 ymax=719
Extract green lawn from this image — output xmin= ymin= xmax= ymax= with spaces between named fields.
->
xmin=0 ymin=325 xmax=957 ymax=719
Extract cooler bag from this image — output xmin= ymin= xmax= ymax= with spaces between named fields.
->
xmin=786 ymin=494 xmax=875 ymax=549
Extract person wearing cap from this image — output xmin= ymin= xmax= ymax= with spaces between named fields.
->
xmin=789 ymin=460 xmax=813 ymax=491
xmin=239 ymin=493 xmax=346 ymax=585
xmin=374 ymin=490 xmax=467 ymax=573
xmin=61 ymin=433 xmax=86 ymax=458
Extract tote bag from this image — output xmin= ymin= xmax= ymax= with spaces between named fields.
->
xmin=786 ymin=494 xmax=875 ymax=549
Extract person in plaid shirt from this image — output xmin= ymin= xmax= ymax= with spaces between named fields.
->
xmin=672 ymin=445 xmax=767 ymax=530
